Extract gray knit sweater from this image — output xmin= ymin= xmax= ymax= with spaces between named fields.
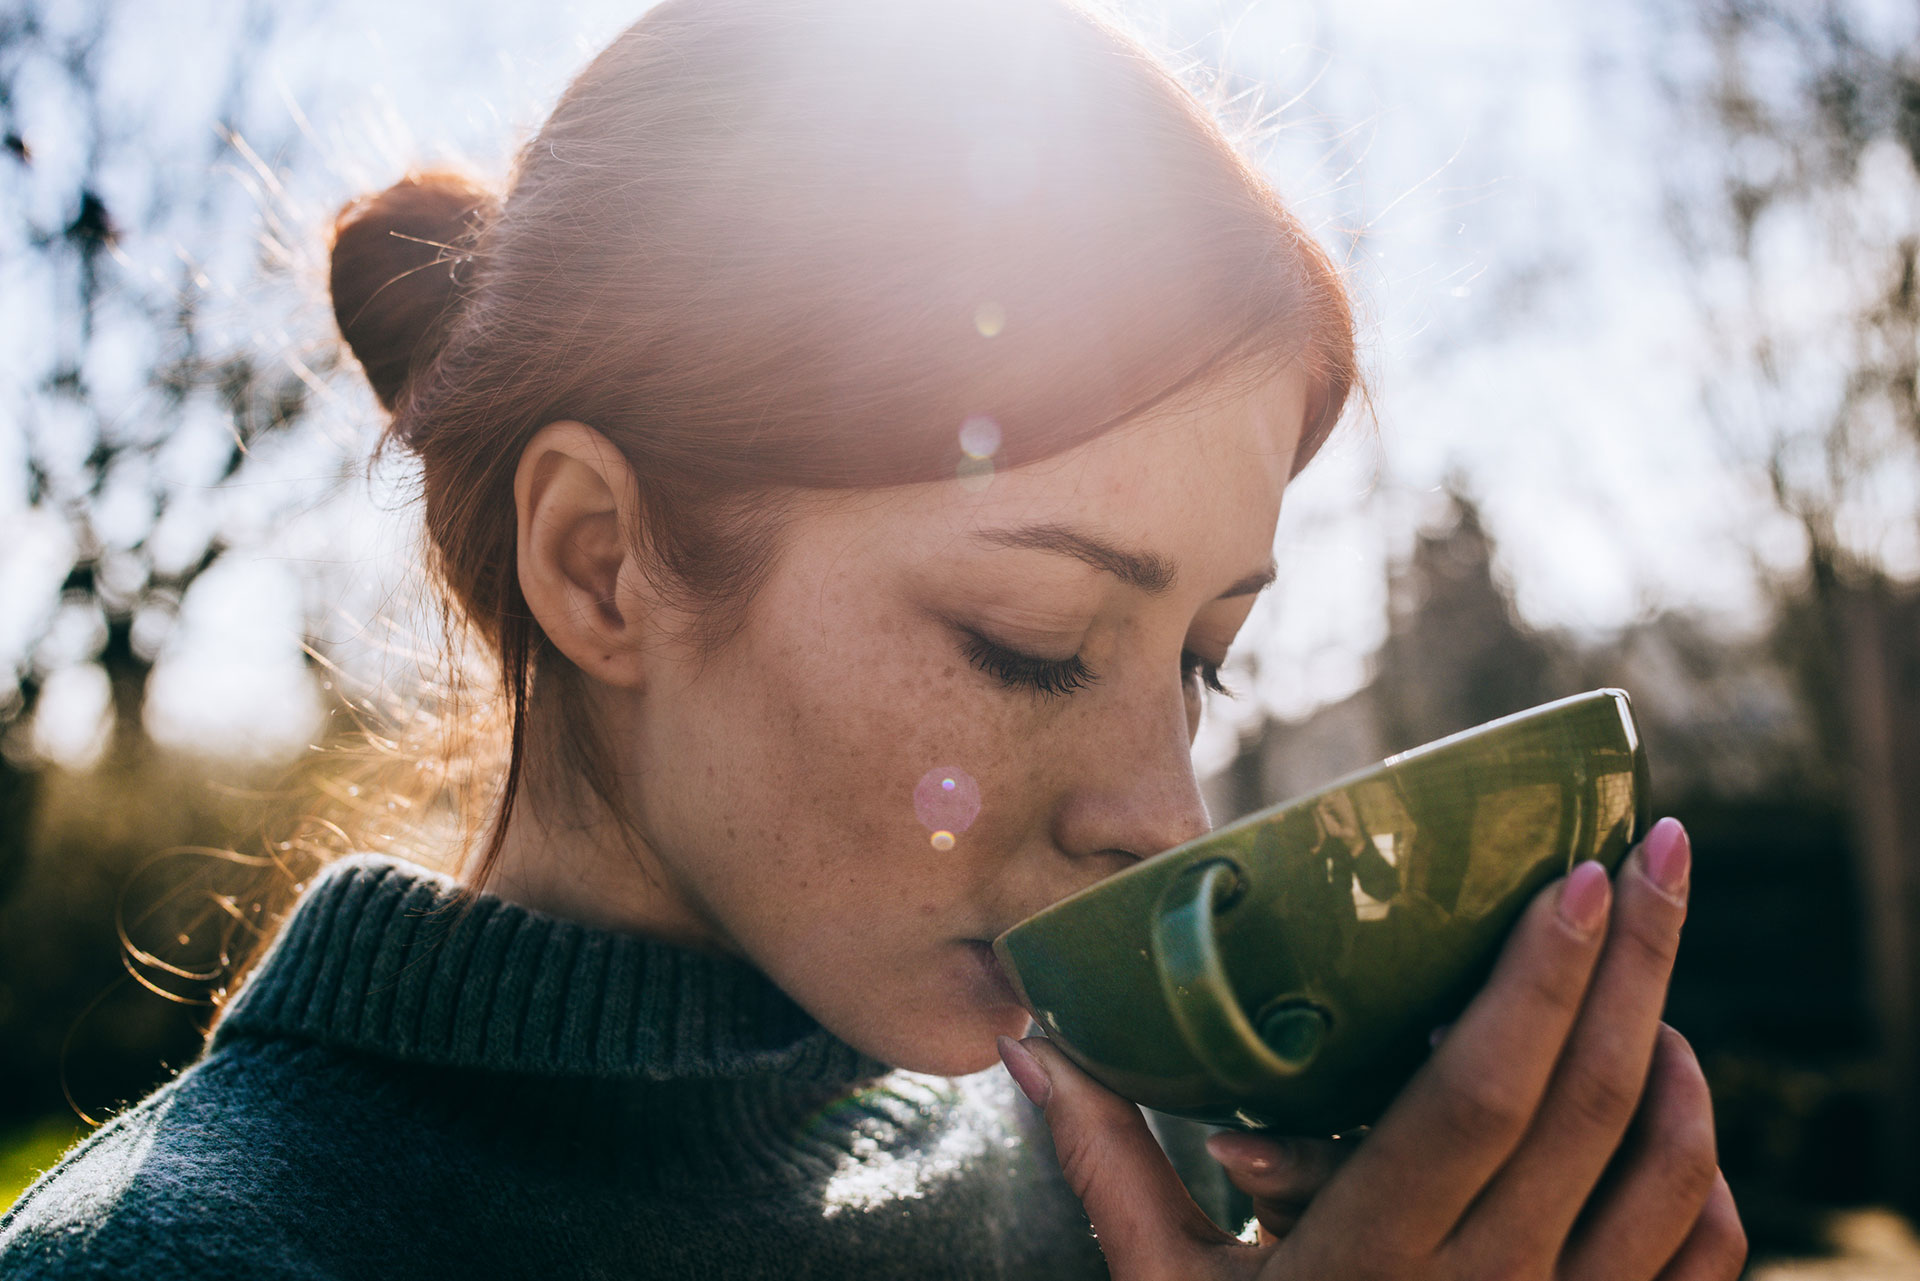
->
xmin=0 ymin=854 xmax=1114 ymax=1279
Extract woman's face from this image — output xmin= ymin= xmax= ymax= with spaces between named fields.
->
xmin=599 ymin=367 xmax=1309 ymax=1076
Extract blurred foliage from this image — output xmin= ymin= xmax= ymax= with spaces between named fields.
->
xmin=0 ymin=0 xmax=361 ymax=1155
xmin=0 ymin=0 xmax=340 ymax=770
xmin=0 ymin=751 xmax=283 ymax=1126
xmin=1664 ymin=0 xmax=1920 ymax=1226
xmin=0 ymin=1117 xmax=87 ymax=1210
xmin=1661 ymin=0 xmax=1920 ymax=577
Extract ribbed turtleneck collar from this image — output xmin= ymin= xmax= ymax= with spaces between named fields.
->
xmin=210 ymin=853 xmax=889 ymax=1089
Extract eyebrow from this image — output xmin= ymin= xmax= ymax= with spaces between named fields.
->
xmin=973 ymin=523 xmax=1277 ymax=599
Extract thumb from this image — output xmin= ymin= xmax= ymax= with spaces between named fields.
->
xmin=998 ymin=1036 xmax=1234 ymax=1275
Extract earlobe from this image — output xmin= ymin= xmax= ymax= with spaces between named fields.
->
xmin=514 ymin=420 xmax=653 ymax=690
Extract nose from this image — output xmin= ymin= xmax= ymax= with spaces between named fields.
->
xmin=1048 ymin=682 xmax=1213 ymax=865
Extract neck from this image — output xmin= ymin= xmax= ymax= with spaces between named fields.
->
xmin=477 ymin=766 xmax=737 ymax=958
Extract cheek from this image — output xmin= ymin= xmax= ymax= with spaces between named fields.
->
xmin=687 ymin=598 xmax=1042 ymax=918
xmin=764 ymin=610 xmax=1052 ymax=883
xmin=803 ymin=620 xmax=1036 ymax=851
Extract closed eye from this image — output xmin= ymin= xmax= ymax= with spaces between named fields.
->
xmin=1182 ymin=650 xmax=1233 ymax=698
xmin=957 ymin=629 xmax=1096 ymax=698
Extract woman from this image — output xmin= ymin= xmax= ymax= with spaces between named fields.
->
xmin=0 ymin=0 xmax=1745 ymax=1276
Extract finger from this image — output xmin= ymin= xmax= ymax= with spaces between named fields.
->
xmin=1456 ymin=819 xmax=1691 ymax=1262
xmin=1206 ymin=1132 xmax=1353 ymax=1243
xmin=999 ymin=1036 xmax=1236 ymax=1274
xmin=1204 ymin=1132 xmax=1351 ymax=1208
xmin=1250 ymin=1202 xmax=1302 ymax=1244
xmin=1652 ymin=1170 xmax=1749 ymax=1281
xmin=1307 ymin=860 xmax=1611 ymax=1256
xmin=1559 ymin=1025 xmax=1724 ymax=1281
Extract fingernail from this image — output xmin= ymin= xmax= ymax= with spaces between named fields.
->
xmin=998 ymin=1035 xmax=1051 ymax=1108
xmin=1205 ymin=1131 xmax=1276 ymax=1172
xmin=1558 ymin=860 xmax=1611 ymax=937
xmin=1643 ymin=817 xmax=1690 ymax=899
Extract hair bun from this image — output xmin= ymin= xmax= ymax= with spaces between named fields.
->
xmin=329 ymin=172 xmax=494 ymax=410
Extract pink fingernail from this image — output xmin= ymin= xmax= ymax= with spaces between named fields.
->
xmin=1643 ymin=817 xmax=1690 ymax=898
xmin=1205 ymin=1131 xmax=1275 ymax=1172
xmin=998 ymin=1035 xmax=1052 ymax=1108
xmin=1558 ymin=860 xmax=1611 ymax=937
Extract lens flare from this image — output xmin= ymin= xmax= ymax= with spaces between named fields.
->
xmin=915 ymin=766 xmax=982 ymax=839
xmin=958 ymin=415 xmax=1001 ymax=459
xmin=974 ymin=302 xmax=1006 ymax=338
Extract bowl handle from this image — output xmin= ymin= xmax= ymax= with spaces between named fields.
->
xmin=1151 ymin=859 xmax=1328 ymax=1095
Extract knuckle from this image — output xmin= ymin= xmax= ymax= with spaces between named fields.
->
xmin=1612 ymin=912 xmax=1682 ymax=974
xmin=1644 ymin=1067 xmax=1722 ymax=1210
xmin=1449 ymin=1248 xmax=1545 ymax=1281
xmin=1681 ymin=1173 xmax=1750 ymax=1281
xmin=1516 ymin=948 xmax=1590 ymax=1020
xmin=1672 ymin=1140 xmax=1723 ymax=1206
xmin=1048 ymin=1124 xmax=1104 ymax=1202
xmin=1704 ymin=1213 xmax=1750 ymax=1279
xmin=1715 ymin=1215 xmax=1751 ymax=1277
xmin=1557 ymin=1057 xmax=1646 ymax=1133
xmin=1652 ymin=1119 xmax=1722 ymax=1205
xmin=1674 ymin=1136 xmax=1720 ymax=1206
xmin=1434 ymin=1066 xmax=1531 ymax=1143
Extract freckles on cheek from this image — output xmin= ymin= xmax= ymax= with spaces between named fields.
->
xmin=804 ymin=630 xmax=1018 ymax=849
xmin=731 ymin=586 xmax=1052 ymax=931
xmin=729 ymin=639 xmax=911 ymax=888
xmin=892 ymin=681 xmax=1047 ymax=864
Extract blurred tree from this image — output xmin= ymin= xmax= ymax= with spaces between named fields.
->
xmin=0 ymin=0 xmax=337 ymax=780
xmin=1658 ymin=0 xmax=1920 ymax=1216
xmin=0 ymin=0 xmax=365 ymax=1133
xmin=1373 ymin=489 xmax=1560 ymax=748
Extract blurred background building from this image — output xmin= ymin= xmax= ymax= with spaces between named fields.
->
xmin=2 ymin=0 xmax=1917 ymax=1271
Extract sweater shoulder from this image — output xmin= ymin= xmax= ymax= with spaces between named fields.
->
xmin=0 ymin=1040 xmax=380 ymax=1281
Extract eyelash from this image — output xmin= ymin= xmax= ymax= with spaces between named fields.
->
xmin=959 ymin=631 xmax=1096 ymax=697
xmin=957 ymin=630 xmax=1235 ymax=700
xmin=1185 ymin=652 xmax=1233 ymax=698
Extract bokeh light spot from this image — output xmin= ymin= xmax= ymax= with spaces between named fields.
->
xmin=915 ymin=765 xmax=982 ymax=834
xmin=958 ymin=415 xmax=1001 ymax=460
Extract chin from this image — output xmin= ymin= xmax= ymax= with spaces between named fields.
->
xmin=863 ymin=1000 xmax=1036 ymax=1077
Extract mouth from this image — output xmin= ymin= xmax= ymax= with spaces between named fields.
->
xmin=959 ymin=939 xmax=1023 ymax=1009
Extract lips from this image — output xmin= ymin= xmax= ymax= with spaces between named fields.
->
xmin=959 ymin=939 xmax=1022 ymax=1009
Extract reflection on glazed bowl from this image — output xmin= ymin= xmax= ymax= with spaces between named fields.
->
xmin=993 ymin=689 xmax=1651 ymax=1135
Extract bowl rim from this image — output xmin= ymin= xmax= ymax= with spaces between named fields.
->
xmin=995 ymin=686 xmax=1641 ymax=945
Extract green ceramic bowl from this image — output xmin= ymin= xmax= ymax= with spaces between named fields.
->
xmin=993 ymin=688 xmax=1650 ymax=1135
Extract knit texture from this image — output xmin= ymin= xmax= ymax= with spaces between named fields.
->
xmin=0 ymin=855 xmax=1111 ymax=1279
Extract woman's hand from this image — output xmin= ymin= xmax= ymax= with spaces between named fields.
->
xmin=996 ymin=818 xmax=1749 ymax=1279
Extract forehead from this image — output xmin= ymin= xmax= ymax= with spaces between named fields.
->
xmin=795 ymin=364 xmax=1310 ymax=583
xmin=1001 ymin=366 xmax=1307 ymax=517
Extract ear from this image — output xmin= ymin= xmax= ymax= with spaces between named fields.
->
xmin=514 ymin=421 xmax=655 ymax=690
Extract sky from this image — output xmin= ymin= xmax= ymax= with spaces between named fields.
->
xmin=3 ymin=0 xmax=1916 ymax=774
